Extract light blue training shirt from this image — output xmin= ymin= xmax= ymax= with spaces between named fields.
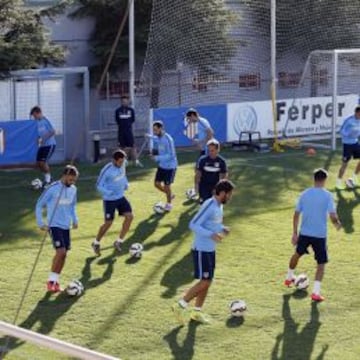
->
xmin=153 ymin=132 xmax=177 ymax=169
xmin=36 ymin=181 xmax=78 ymax=229
xmin=296 ymin=187 xmax=336 ymax=238
xmin=190 ymin=197 xmax=225 ymax=252
xmin=37 ymin=117 xmax=56 ymax=146
xmin=96 ymin=161 xmax=129 ymax=201
xmin=197 ymin=117 xmax=212 ymax=151
xmin=339 ymin=115 xmax=360 ymax=145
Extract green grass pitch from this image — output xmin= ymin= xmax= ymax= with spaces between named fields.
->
xmin=1 ymin=147 xmax=360 ymax=359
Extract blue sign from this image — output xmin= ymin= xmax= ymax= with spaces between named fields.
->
xmin=0 ymin=120 xmax=38 ymax=166
xmin=153 ymin=104 xmax=227 ymax=146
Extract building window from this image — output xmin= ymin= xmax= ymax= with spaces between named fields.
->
xmin=278 ymin=71 xmax=302 ymax=88
xmin=99 ymin=80 xmax=143 ymax=99
xmin=239 ymin=73 xmax=261 ymax=90
xmin=192 ymin=72 xmax=208 ymax=92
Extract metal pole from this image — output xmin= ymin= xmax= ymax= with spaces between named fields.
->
xmin=332 ymin=50 xmax=338 ymax=151
xmin=129 ymin=0 xmax=135 ymax=105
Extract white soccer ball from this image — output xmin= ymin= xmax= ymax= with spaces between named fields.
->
xmin=229 ymin=299 xmax=247 ymax=317
xmin=129 ymin=242 xmax=143 ymax=258
xmin=66 ymin=279 xmax=84 ymax=296
xmin=153 ymin=202 xmax=165 ymax=214
xmin=294 ymin=273 xmax=310 ymax=290
xmin=185 ymin=188 xmax=197 ymax=200
xmin=31 ymin=178 xmax=43 ymax=190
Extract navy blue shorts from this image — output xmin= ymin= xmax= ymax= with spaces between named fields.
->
xmin=104 ymin=197 xmax=132 ymax=221
xmin=118 ymin=130 xmax=134 ymax=148
xmin=49 ymin=227 xmax=70 ymax=250
xmin=343 ymin=143 xmax=360 ymax=162
xmin=37 ymin=145 xmax=55 ymax=162
xmin=155 ymin=167 xmax=176 ymax=185
xmin=296 ymin=234 xmax=328 ymax=264
xmin=199 ymin=184 xmax=214 ymax=203
xmin=192 ymin=249 xmax=216 ymax=280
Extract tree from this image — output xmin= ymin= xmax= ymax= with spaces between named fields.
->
xmin=69 ymin=0 xmax=152 ymax=85
xmin=144 ymin=0 xmax=237 ymax=107
xmin=0 ymin=0 xmax=67 ymax=73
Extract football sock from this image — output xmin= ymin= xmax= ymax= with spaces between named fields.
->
xmin=93 ymin=239 xmax=100 ymax=245
xmin=116 ymin=238 xmax=124 ymax=243
xmin=286 ymin=269 xmax=295 ymax=280
xmin=178 ymin=299 xmax=188 ymax=308
xmin=49 ymin=272 xmax=59 ymax=282
xmin=194 ymin=307 xmax=202 ymax=311
xmin=44 ymin=173 xmax=51 ymax=183
xmin=313 ymin=280 xmax=321 ymax=295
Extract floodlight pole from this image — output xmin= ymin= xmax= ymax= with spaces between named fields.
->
xmin=332 ymin=50 xmax=338 ymax=151
xmin=129 ymin=0 xmax=135 ymax=105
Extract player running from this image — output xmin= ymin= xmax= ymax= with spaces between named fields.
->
xmin=31 ymin=106 xmax=56 ymax=187
xmin=196 ymin=139 xmax=228 ymax=203
xmin=336 ymin=106 xmax=360 ymax=189
xmin=284 ymin=168 xmax=341 ymax=302
xmin=172 ymin=179 xmax=235 ymax=324
xmin=150 ymin=121 xmax=178 ymax=212
xmin=92 ymin=149 xmax=133 ymax=256
xmin=35 ymin=165 xmax=79 ymax=293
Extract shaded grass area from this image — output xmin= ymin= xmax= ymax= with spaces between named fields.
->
xmin=1 ymin=147 xmax=360 ymax=359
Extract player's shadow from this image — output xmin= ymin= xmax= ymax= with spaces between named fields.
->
xmin=335 ymin=188 xmax=360 ymax=234
xmin=226 ymin=315 xmax=245 ymax=328
xmin=0 ymin=254 xmax=115 ymax=356
xmin=160 ymin=251 xmax=193 ymax=298
xmin=163 ymin=322 xmax=200 ymax=360
xmin=270 ymin=294 xmax=329 ymax=360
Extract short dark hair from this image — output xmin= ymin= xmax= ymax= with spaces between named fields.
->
xmin=63 ymin=164 xmax=79 ymax=177
xmin=313 ymin=168 xmax=328 ymax=181
xmin=113 ymin=149 xmax=127 ymax=160
xmin=214 ymin=179 xmax=235 ymax=195
xmin=30 ymin=106 xmax=42 ymax=116
xmin=355 ymin=106 xmax=360 ymax=113
xmin=186 ymin=108 xmax=198 ymax=117
xmin=121 ymin=95 xmax=129 ymax=100
xmin=153 ymin=120 xmax=164 ymax=128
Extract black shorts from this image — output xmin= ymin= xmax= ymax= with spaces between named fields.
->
xmin=118 ymin=129 xmax=134 ymax=148
xmin=342 ymin=143 xmax=360 ymax=162
xmin=199 ymin=184 xmax=215 ymax=203
xmin=192 ymin=249 xmax=216 ymax=280
xmin=37 ymin=145 xmax=55 ymax=162
xmin=104 ymin=197 xmax=132 ymax=221
xmin=296 ymin=234 xmax=328 ymax=264
xmin=155 ymin=167 xmax=176 ymax=185
xmin=49 ymin=227 xmax=70 ymax=250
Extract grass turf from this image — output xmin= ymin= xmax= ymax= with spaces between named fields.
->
xmin=0 ymin=147 xmax=360 ymax=359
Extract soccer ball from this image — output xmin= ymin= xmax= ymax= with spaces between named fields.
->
xmin=229 ymin=299 xmax=247 ymax=317
xmin=153 ymin=202 xmax=165 ymax=214
xmin=31 ymin=178 xmax=43 ymax=190
xmin=185 ymin=188 xmax=197 ymax=200
xmin=66 ymin=280 xmax=84 ymax=296
xmin=129 ymin=243 xmax=143 ymax=258
xmin=294 ymin=273 xmax=310 ymax=290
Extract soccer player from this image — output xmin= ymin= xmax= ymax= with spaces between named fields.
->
xmin=336 ymin=106 xmax=360 ymax=189
xmin=172 ymin=179 xmax=235 ymax=324
xmin=115 ymin=95 xmax=142 ymax=167
xmin=284 ymin=168 xmax=341 ymax=302
xmin=151 ymin=121 xmax=177 ymax=212
xmin=196 ymin=139 xmax=228 ymax=203
xmin=31 ymin=106 xmax=56 ymax=187
xmin=186 ymin=108 xmax=214 ymax=197
xmin=35 ymin=165 xmax=79 ymax=293
xmin=92 ymin=149 xmax=133 ymax=256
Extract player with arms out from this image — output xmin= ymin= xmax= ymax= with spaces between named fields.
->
xmin=172 ymin=179 xmax=235 ymax=324
xmin=336 ymin=106 xmax=360 ymax=189
xmin=284 ymin=168 xmax=341 ymax=302
xmin=92 ymin=149 xmax=133 ymax=256
xmin=35 ymin=165 xmax=79 ymax=293
xmin=150 ymin=121 xmax=178 ymax=212
xmin=115 ymin=95 xmax=142 ymax=167
xmin=31 ymin=106 xmax=56 ymax=187
xmin=196 ymin=139 xmax=228 ymax=204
